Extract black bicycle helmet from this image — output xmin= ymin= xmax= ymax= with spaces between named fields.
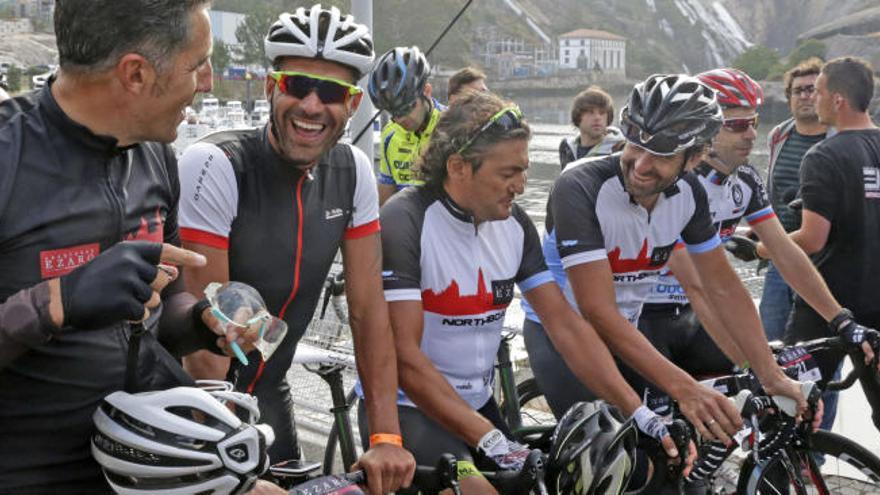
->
xmin=549 ymin=401 xmax=638 ymax=495
xmin=368 ymin=46 xmax=430 ymax=116
xmin=619 ymin=74 xmax=723 ymax=155
xmin=264 ymin=4 xmax=375 ymax=78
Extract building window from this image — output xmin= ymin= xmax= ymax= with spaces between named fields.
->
xmin=564 ymin=57 xmax=569 ymax=65
xmin=564 ymin=40 xmax=569 ymax=46
xmin=580 ymin=39 xmax=585 ymax=46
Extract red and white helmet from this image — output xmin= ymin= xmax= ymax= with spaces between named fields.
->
xmin=697 ymin=68 xmax=763 ymax=109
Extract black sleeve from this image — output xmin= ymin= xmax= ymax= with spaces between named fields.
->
xmin=379 ymin=192 xmax=424 ymax=295
xmin=511 ymin=205 xmax=550 ymax=285
xmin=0 ymin=282 xmax=55 ymax=370
xmin=162 ymin=143 xmax=182 ymax=248
xmin=739 ymin=165 xmax=772 ymax=215
xmin=680 ymin=174 xmax=721 ymax=248
xmin=550 ymin=166 xmax=607 ymax=265
xmin=799 ymin=146 xmax=840 ymax=222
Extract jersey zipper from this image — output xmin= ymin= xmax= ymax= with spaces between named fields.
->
xmin=247 ymin=172 xmax=307 ymax=394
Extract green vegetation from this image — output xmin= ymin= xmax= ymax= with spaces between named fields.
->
xmin=211 ymin=40 xmax=233 ymax=74
xmin=5 ymin=65 xmax=22 ymax=93
xmin=732 ymin=45 xmax=781 ymax=80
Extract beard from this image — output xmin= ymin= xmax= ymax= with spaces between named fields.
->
xmin=621 ymin=158 xmax=680 ymax=198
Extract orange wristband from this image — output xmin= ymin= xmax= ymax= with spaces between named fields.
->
xmin=369 ymin=433 xmax=403 ymax=448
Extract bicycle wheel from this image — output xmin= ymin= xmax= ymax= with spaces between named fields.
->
xmin=323 ymin=388 xmax=362 ymax=475
xmin=736 ymin=429 xmax=880 ymax=494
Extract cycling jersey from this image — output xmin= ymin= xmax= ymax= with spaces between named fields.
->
xmin=646 ymin=162 xmax=775 ymax=304
xmin=379 ymin=186 xmax=553 ymax=409
xmin=0 ymin=83 xmax=196 ymax=492
xmin=522 ymin=154 xmax=720 ymax=326
xmin=177 ymin=127 xmax=379 ymax=461
xmin=377 ymin=99 xmax=445 ymax=189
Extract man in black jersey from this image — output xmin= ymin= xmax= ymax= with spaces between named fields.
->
xmin=178 ymin=6 xmax=416 ymax=494
xmin=0 ymin=1 xmax=255 ymax=492
xmin=768 ymin=56 xmax=880 ymax=427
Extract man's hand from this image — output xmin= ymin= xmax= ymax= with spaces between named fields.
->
xmin=477 ymin=428 xmax=531 ymax=472
xmin=673 ymin=382 xmax=742 ymax=444
xmin=246 ymin=479 xmax=287 ymax=494
xmin=52 ymin=242 xmax=206 ymax=329
xmin=352 ymin=443 xmax=415 ymax=495
xmin=761 ymin=375 xmax=822 ymax=427
xmin=723 ymin=235 xmax=760 ymax=262
xmin=830 ymin=309 xmax=880 ymax=369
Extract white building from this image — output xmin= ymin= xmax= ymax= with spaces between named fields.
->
xmin=209 ymin=10 xmax=247 ymax=49
xmin=558 ymin=29 xmax=626 ymax=74
xmin=15 ymin=0 xmax=53 ymax=20
xmin=0 ymin=18 xmax=32 ymax=35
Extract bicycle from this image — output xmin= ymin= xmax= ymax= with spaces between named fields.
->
xmin=679 ymin=333 xmax=880 ymax=494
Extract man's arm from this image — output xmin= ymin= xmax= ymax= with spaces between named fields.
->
xmin=666 ymin=248 xmax=746 ymax=364
xmin=0 ymin=281 xmax=57 ymax=369
xmin=785 ymin=209 xmax=832 ymax=255
xmin=753 ymin=216 xmax=839 ymax=320
xmin=342 ymin=232 xmax=415 ymax=493
xmin=567 ymin=260 xmax=741 ymax=441
xmin=180 ymin=243 xmax=231 ymax=378
xmin=378 ymin=183 xmax=396 ymax=206
xmin=524 ymin=282 xmax=642 ymax=415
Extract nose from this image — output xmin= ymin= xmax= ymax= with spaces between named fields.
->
xmin=512 ymin=172 xmax=527 ymax=195
xmin=197 ymin=60 xmax=213 ymax=93
xmin=633 ymin=151 xmax=655 ymax=175
xmin=298 ymin=90 xmax=325 ymax=114
xmin=744 ymin=124 xmax=757 ymax=140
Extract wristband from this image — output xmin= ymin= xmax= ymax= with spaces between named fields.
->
xmin=192 ymin=298 xmax=212 ymax=328
xmin=829 ymin=308 xmax=854 ymax=333
xmin=369 ymin=433 xmax=403 ymax=448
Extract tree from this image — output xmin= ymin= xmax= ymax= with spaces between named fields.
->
xmin=788 ymin=39 xmax=826 ymax=67
xmin=6 ymin=65 xmax=22 ymax=93
xmin=235 ymin=3 xmax=276 ymax=68
xmin=211 ymin=40 xmax=233 ymax=73
xmin=732 ymin=45 xmax=781 ymax=80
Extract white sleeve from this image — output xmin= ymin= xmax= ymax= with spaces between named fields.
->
xmin=344 ymin=145 xmax=381 ymax=239
xmin=178 ymin=141 xmax=239 ymax=248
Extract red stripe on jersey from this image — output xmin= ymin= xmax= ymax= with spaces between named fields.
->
xmin=344 ymin=219 xmax=381 ymax=240
xmin=180 ymin=228 xmax=229 ymax=249
xmin=422 ymin=269 xmax=507 ymax=316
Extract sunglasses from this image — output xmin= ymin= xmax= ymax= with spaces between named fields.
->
xmin=620 ymin=113 xmax=692 ymax=156
xmin=722 ymin=115 xmax=759 ymax=133
xmin=457 ymin=106 xmax=524 ymax=155
xmin=270 ymin=71 xmax=362 ymax=105
xmin=791 ymin=85 xmax=816 ymax=97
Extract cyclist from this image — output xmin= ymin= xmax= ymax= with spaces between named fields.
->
xmin=559 ymin=85 xmax=625 ymax=170
xmin=447 ymin=66 xmax=488 ymax=103
xmin=177 ymin=5 xmax=415 ymax=494
xmin=523 ymin=74 xmax=817 ymax=444
xmin=636 ymin=68 xmax=849 ymax=418
xmin=362 ymin=90 xmax=686 ymax=494
xmin=762 ymin=56 xmax=880 ymax=422
xmin=369 ymin=46 xmax=446 ymax=205
xmin=761 ymin=58 xmax=830 ymax=340
xmin=0 ymin=1 xmax=233 ymax=491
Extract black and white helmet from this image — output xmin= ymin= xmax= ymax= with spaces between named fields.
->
xmin=264 ymin=4 xmax=375 ymax=78
xmin=620 ymin=74 xmax=723 ymax=155
xmin=549 ymin=402 xmax=638 ymax=495
xmin=91 ymin=384 xmax=273 ymax=495
xmin=368 ymin=46 xmax=431 ymax=116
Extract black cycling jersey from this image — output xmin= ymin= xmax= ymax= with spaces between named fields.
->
xmin=177 ymin=126 xmax=380 ymax=461
xmin=0 ymin=83 xmax=196 ymax=492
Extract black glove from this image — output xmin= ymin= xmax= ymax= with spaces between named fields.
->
xmin=830 ymin=308 xmax=880 ymax=352
xmin=60 ymin=241 xmax=162 ymax=329
xmin=724 ymin=235 xmax=760 ymax=262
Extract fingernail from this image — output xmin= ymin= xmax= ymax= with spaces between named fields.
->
xmin=193 ymin=253 xmax=207 ymax=265
xmin=670 ymin=449 xmax=678 ymax=457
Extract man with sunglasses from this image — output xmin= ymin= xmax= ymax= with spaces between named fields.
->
xmin=523 ymin=74 xmax=817 ymax=446
xmin=177 ymin=6 xmax=416 ymax=494
xmin=761 ymin=58 xmax=830 ymax=341
xmin=372 ymin=90 xmax=682 ymax=494
xmin=369 ymin=46 xmax=446 ymax=205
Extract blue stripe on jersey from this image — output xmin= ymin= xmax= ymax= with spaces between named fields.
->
xmin=519 ymin=270 xmax=555 ymax=293
xmin=686 ymin=233 xmax=721 ymax=254
xmin=377 ymin=173 xmax=396 ymax=184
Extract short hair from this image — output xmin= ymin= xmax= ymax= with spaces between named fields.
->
xmin=821 ymin=56 xmax=875 ymax=113
xmin=447 ymin=67 xmax=486 ymax=99
xmin=570 ymin=85 xmax=614 ymax=127
xmin=784 ymin=57 xmax=823 ymax=101
xmin=419 ymin=90 xmax=531 ymax=192
xmin=54 ymin=0 xmax=212 ymax=74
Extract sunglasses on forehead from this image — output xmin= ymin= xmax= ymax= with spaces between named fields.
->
xmin=722 ymin=115 xmax=759 ymax=133
xmin=270 ymin=71 xmax=362 ymax=105
xmin=457 ymin=106 xmax=524 ymax=155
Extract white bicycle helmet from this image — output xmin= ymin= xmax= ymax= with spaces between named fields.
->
xmin=549 ymin=401 xmax=638 ymax=495
xmin=264 ymin=4 xmax=374 ymax=78
xmin=91 ymin=385 xmax=274 ymax=495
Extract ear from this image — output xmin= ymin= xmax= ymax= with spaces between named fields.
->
xmin=265 ymin=74 xmax=276 ymax=100
xmin=347 ymin=92 xmax=363 ymax=114
xmin=424 ymin=82 xmax=433 ymax=98
xmin=115 ymin=53 xmax=155 ymax=96
xmin=446 ymin=153 xmax=471 ymax=182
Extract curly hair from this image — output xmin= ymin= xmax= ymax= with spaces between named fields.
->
xmin=783 ymin=57 xmax=823 ymax=101
xmin=418 ymin=90 xmax=531 ymax=192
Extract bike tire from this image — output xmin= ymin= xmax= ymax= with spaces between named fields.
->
xmin=736 ymin=429 xmax=880 ymax=494
xmin=323 ymin=387 xmax=361 ymax=475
